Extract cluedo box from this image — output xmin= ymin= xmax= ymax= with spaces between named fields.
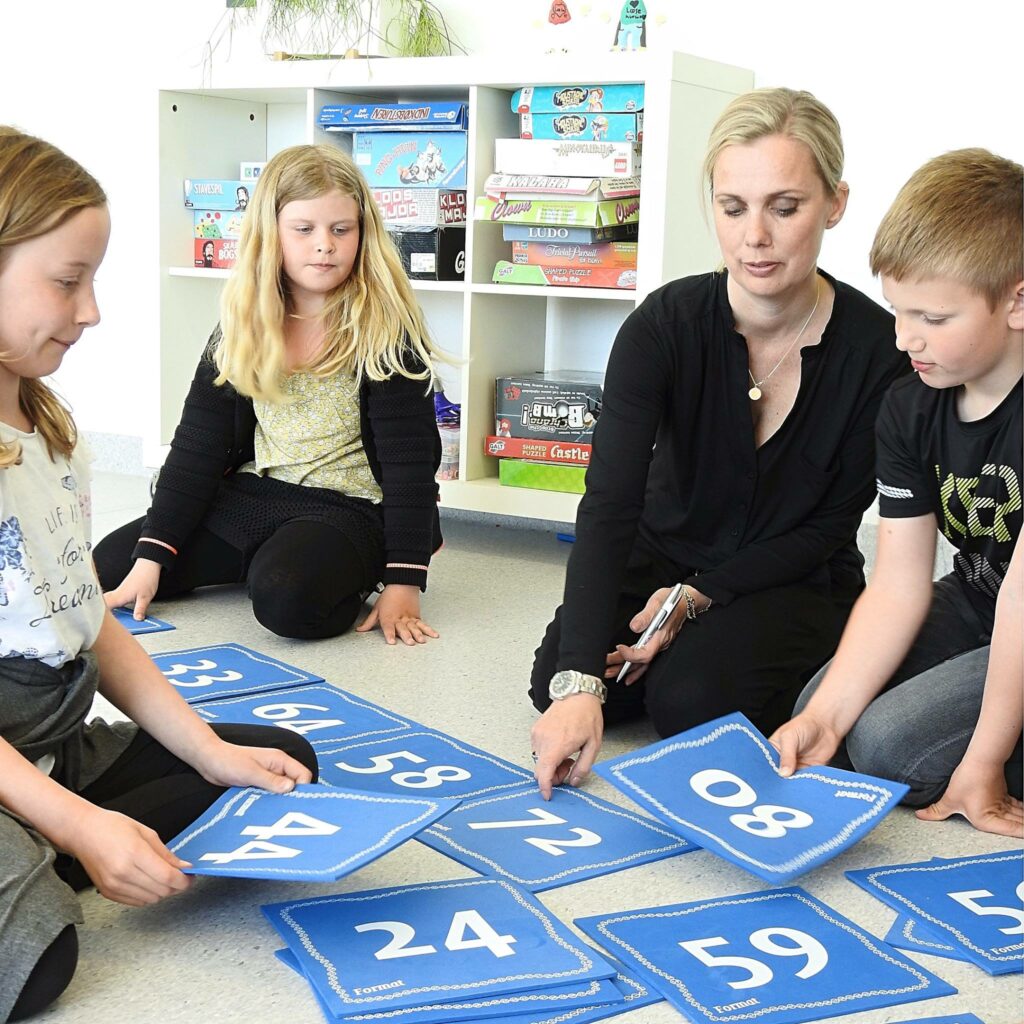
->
xmin=475 ymin=195 xmax=639 ymax=229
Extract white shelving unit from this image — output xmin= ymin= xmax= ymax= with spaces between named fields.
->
xmin=159 ymin=51 xmax=753 ymax=522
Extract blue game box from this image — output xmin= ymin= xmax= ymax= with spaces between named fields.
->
xmin=354 ymin=131 xmax=467 ymax=188
xmin=184 ymin=179 xmax=252 ymax=211
xmin=320 ymin=101 xmax=467 ymax=132
xmin=511 ymin=84 xmax=644 ymax=114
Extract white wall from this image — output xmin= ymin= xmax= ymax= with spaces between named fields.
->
xmin=0 ymin=0 xmax=1020 ymax=455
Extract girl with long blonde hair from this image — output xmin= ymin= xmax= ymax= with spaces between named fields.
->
xmin=95 ymin=144 xmax=444 ymax=643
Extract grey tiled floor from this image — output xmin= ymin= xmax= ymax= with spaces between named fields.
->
xmin=40 ymin=473 xmax=1022 ymax=1023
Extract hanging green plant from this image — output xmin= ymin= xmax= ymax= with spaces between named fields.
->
xmin=387 ymin=0 xmax=459 ymax=58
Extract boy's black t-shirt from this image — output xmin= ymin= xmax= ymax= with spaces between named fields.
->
xmin=876 ymin=373 xmax=1023 ymax=625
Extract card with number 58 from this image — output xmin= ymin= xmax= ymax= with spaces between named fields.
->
xmin=595 ymin=712 xmax=908 ymax=883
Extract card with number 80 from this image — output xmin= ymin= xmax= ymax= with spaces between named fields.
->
xmin=595 ymin=712 xmax=908 ymax=882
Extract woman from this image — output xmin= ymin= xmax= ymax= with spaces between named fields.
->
xmin=529 ymin=88 xmax=910 ymax=797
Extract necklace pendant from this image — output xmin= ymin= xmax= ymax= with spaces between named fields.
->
xmin=748 ymin=385 xmax=762 ymax=401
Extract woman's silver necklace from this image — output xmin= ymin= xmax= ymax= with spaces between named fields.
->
xmin=747 ymin=282 xmax=821 ymax=401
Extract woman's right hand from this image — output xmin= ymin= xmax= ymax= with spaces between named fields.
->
xmin=66 ymin=805 xmax=193 ymax=907
xmin=605 ymin=586 xmax=689 ymax=685
xmin=103 ymin=558 xmax=161 ymax=620
xmin=769 ymin=711 xmax=844 ymax=777
xmin=531 ymin=694 xmax=605 ymax=800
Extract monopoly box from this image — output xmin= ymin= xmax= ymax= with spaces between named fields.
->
xmin=511 ymin=240 xmax=637 ymax=270
xmin=492 ymin=261 xmax=636 ymax=290
xmin=354 ymin=131 xmax=468 ymax=188
xmin=193 ymin=209 xmax=245 ymax=240
xmin=494 ymin=139 xmax=641 ymax=177
xmin=194 ymin=237 xmax=238 ymax=269
xmin=511 ymin=84 xmax=644 ymax=114
xmin=320 ymin=101 xmax=468 ymax=131
xmin=495 ymin=371 xmax=604 ymax=443
xmin=475 ymin=196 xmax=639 ymax=229
xmin=520 ymin=111 xmax=642 ymax=143
xmin=501 ymin=222 xmax=639 ymax=244
xmin=372 ymin=188 xmax=467 ymax=227
xmin=498 ymin=459 xmax=587 ymax=494
xmin=183 ymin=179 xmax=252 ymax=210
xmin=484 ymin=174 xmax=640 ymax=201
xmin=388 ymin=226 xmax=466 ymax=280
xmin=485 ymin=435 xmax=592 ymax=466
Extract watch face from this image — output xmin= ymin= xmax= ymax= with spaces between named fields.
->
xmin=550 ymin=673 xmax=575 ymax=698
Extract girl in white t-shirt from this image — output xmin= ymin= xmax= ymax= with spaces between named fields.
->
xmin=0 ymin=127 xmax=318 ymax=1023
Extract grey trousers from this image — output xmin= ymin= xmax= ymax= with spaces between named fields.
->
xmin=795 ymin=573 xmax=1023 ymax=805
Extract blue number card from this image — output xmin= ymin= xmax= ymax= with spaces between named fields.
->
xmin=167 ymin=784 xmax=457 ymax=881
xmin=262 ymin=876 xmax=618 ymax=1016
xmin=885 ymin=914 xmax=971 ymax=963
xmin=847 ymin=849 xmax=1024 ymax=975
xmin=111 ymin=606 xmax=175 ymax=634
xmin=317 ymin=730 xmax=533 ymax=799
xmin=595 ymin=712 xmax=908 ymax=882
xmin=419 ymin=784 xmax=693 ymax=892
xmin=152 ymin=643 xmax=323 ymax=703
xmin=195 ymin=683 xmax=413 ymax=747
xmin=576 ymin=887 xmax=955 ymax=1024
xmin=273 ymin=945 xmax=633 ymax=1024
xmin=885 ymin=1016 xmax=985 ymax=1024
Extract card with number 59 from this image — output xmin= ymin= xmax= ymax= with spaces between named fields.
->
xmin=595 ymin=712 xmax=908 ymax=883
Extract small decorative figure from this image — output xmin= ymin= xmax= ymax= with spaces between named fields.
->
xmin=613 ymin=0 xmax=646 ymax=50
xmin=548 ymin=1 xmax=572 ymax=25
xmin=545 ymin=0 xmax=572 ymax=52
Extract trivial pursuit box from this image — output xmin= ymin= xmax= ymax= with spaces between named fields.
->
xmin=511 ymin=240 xmax=637 ymax=269
xmin=320 ymin=101 xmax=467 ymax=131
xmin=511 ymin=84 xmax=644 ymax=114
xmin=520 ymin=111 xmax=642 ymax=143
xmin=475 ymin=195 xmax=639 ymax=229
xmin=492 ymin=261 xmax=637 ymax=290
xmin=494 ymin=138 xmax=641 ymax=177
xmin=499 ymin=459 xmax=587 ymax=494
xmin=354 ymin=132 xmax=467 ymax=188
xmin=372 ymin=188 xmax=467 ymax=227
xmin=183 ymin=179 xmax=251 ymax=210
xmin=193 ymin=209 xmax=245 ymax=239
xmin=194 ymin=237 xmax=238 ymax=269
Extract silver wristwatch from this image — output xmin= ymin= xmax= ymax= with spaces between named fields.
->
xmin=548 ymin=670 xmax=608 ymax=704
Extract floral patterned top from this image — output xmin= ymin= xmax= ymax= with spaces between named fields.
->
xmin=237 ymin=370 xmax=383 ymax=503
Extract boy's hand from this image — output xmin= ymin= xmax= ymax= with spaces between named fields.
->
xmin=356 ymin=584 xmax=439 ymax=646
xmin=531 ymin=694 xmax=604 ymax=800
xmin=916 ymin=757 xmax=1024 ymax=838
xmin=193 ymin=741 xmax=313 ymax=794
xmin=68 ymin=806 xmax=192 ymax=907
xmin=103 ymin=558 xmax=161 ymax=621
xmin=770 ymin=712 xmax=843 ymax=777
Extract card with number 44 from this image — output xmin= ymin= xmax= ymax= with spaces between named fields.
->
xmin=167 ymin=784 xmax=458 ymax=881
xmin=152 ymin=643 xmax=322 ymax=703
xmin=596 ymin=712 xmax=908 ymax=882
xmin=847 ymin=849 xmax=1024 ymax=975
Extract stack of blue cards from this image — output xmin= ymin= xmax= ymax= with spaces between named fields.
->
xmin=112 ymin=605 xmax=175 ymax=634
xmin=595 ymin=711 xmax=908 ymax=882
xmin=166 ymin=784 xmax=457 ymax=881
xmin=848 ymin=849 xmax=1024 ymax=975
xmin=576 ymin=887 xmax=956 ymax=1024
xmin=262 ymin=877 xmax=636 ymax=1022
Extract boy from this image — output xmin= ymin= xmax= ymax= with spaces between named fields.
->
xmin=771 ymin=148 xmax=1023 ymax=838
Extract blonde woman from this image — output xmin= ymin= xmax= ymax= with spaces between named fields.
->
xmin=95 ymin=144 xmax=443 ymax=644
xmin=530 ymin=88 xmax=912 ymax=796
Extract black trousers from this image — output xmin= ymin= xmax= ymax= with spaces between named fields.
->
xmin=10 ymin=724 xmax=318 ymax=1021
xmin=94 ymin=517 xmax=370 ymax=640
xmin=530 ymin=576 xmax=857 ymax=738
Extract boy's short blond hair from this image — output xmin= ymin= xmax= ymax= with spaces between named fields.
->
xmin=870 ymin=148 xmax=1023 ymax=310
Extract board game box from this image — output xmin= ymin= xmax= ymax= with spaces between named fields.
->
xmin=494 ymin=139 xmax=641 ymax=177
xmin=495 ymin=371 xmax=604 ymax=442
xmin=475 ymin=195 xmax=639 ymax=229
xmin=354 ymin=131 xmax=467 ymax=188
xmin=520 ymin=111 xmax=642 ymax=143
xmin=511 ymin=84 xmax=644 ymax=114
xmin=493 ymin=261 xmax=636 ymax=290
xmin=320 ymin=101 xmax=468 ymax=131
xmin=485 ymin=435 xmax=592 ymax=466
xmin=511 ymin=240 xmax=637 ymax=269
xmin=372 ymin=187 xmax=467 ymax=227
